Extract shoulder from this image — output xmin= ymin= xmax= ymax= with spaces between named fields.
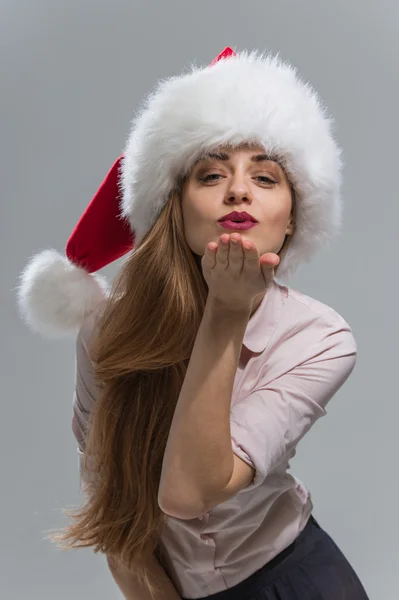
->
xmin=263 ymin=283 xmax=358 ymax=377
xmin=277 ymin=282 xmax=356 ymax=342
xmin=76 ymin=302 xmax=106 ymax=363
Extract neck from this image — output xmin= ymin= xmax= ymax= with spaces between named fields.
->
xmin=250 ymin=288 xmax=268 ymax=317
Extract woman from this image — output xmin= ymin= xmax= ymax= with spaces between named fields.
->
xmin=18 ymin=47 xmax=369 ymax=599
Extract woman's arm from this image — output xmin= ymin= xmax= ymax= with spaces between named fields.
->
xmin=106 ymin=553 xmax=181 ymax=600
xmin=158 ymin=296 xmax=251 ymax=519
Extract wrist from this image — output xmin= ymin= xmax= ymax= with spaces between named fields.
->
xmin=205 ymin=295 xmax=252 ymax=319
xmin=204 ymin=296 xmax=252 ymax=337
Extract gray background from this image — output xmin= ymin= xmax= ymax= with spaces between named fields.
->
xmin=1 ymin=0 xmax=397 ymax=598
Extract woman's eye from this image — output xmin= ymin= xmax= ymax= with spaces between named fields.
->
xmin=256 ymin=176 xmax=276 ymax=184
xmin=198 ymin=174 xmax=276 ymax=184
xmin=199 ymin=173 xmax=222 ymax=182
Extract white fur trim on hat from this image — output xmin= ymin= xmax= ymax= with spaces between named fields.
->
xmin=120 ymin=49 xmax=343 ymax=280
xmin=17 ymin=250 xmax=109 ymax=338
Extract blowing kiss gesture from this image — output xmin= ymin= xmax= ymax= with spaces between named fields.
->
xmin=201 ymin=233 xmax=279 ymax=313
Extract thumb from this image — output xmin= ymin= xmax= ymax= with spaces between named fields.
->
xmin=260 ymin=253 xmax=280 ymax=282
xmin=260 ymin=252 xmax=280 ymax=268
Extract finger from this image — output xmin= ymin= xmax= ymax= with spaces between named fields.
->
xmin=241 ymin=239 xmax=261 ymax=270
xmin=228 ymin=234 xmax=245 ymax=273
xmin=216 ymin=234 xmax=230 ymax=267
xmin=260 ymin=253 xmax=280 ymax=283
xmin=202 ymin=242 xmax=218 ymax=269
xmin=259 ymin=253 xmax=280 ymax=267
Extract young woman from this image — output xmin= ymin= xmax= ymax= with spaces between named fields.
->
xmin=18 ymin=48 xmax=370 ymax=600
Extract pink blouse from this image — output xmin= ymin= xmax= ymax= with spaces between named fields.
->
xmin=72 ymin=280 xmax=357 ymax=598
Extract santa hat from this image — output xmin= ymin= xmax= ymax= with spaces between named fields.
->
xmin=17 ymin=46 xmax=343 ymax=338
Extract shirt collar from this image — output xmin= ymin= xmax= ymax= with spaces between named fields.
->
xmin=243 ymin=279 xmax=285 ymax=353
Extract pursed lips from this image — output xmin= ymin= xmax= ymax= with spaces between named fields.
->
xmin=218 ymin=211 xmax=258 ymax=223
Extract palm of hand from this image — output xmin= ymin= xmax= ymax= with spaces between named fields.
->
xmin=201 ymin=233 xmax=279 ymax=311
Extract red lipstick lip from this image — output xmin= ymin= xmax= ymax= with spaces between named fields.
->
xmin=218 ymin=211 xmax=258 ymax=223
xmin=219 ymin=221 xmax=257 ymax=230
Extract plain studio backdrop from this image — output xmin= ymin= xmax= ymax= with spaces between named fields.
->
xmin=1 ymin=1 xmax=397 ymax=598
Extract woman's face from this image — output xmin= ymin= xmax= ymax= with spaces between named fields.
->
xmin=181 ymin=144 xmax=294 ymax=260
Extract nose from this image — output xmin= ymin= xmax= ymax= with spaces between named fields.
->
xmin=224 ymin=172 xmax=252 ymax=204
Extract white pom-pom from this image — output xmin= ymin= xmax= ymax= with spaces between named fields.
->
xmin=17 ymin=249 xmax=109 ymax=338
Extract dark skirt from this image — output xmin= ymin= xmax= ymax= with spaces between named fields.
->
xmin=184 ymin=515 xmax=369 ymax=600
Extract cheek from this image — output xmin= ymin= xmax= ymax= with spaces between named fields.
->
xmin=183 ymin=199 xmax=200 ymax=221
xmin=262 ymin=193 xmax=292 ymax=226
xmin=181 ymin=197 xmax=212 ymax=254
xmin=182 ymin=199 xmax=202 ymax=235
xmin=256 ymin=198 xmax=293 ymax=252
xmin=262 ymin=206 xmax=290 ymax=229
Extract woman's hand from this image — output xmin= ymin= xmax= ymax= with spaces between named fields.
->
xmin=201 ymin=233 xmax=279 ymax=312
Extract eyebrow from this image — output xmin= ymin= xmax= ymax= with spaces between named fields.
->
xmin=196 ymin=151 xmax=278 ymax=164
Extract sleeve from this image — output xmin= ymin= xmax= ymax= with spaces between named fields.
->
xmin=72 ymin=314 xmax=102 ymax=495
xmin=230 ymin=320 xmax=358 ymax=489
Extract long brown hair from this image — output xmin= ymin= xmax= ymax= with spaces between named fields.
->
xmin=48 ymin=182 xmax=296 ymax=598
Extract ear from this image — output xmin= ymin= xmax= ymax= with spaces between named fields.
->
xmin=285 ymin=213 xmax=295 ymax=236
xmin=285 ymin=185 xmax=296 ymax=236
